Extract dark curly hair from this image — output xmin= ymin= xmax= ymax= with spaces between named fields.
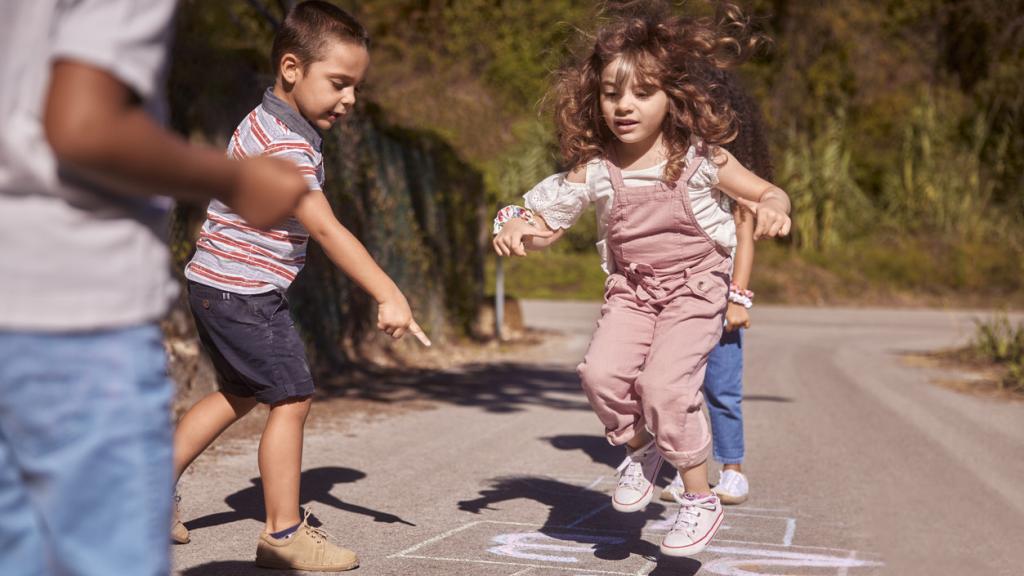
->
xmin=552 ymin=0 xmax=767 ymax=183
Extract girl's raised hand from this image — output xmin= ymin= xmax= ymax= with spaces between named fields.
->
xmin=492 ymin=218 xmax=554 ymax=257
xmin=734 ymin=197 xmax=792 ymax=240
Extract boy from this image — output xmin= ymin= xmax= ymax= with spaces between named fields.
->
xmin=172 ymin=2 xmax=429 ymax=571
xmin=0 ymin=2 xmax=308 ymax=575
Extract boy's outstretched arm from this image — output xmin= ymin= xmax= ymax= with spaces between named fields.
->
xmin=294 ymin=190 xmax=431 ymax=346
xmin=44 ymin=60 xmax=308 ymax=229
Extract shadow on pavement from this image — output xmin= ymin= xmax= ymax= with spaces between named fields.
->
xmin=179 ymin=560 xmax=300 ymax=575
xmin=316 ymin=362 xmax=591 ymax=414
xmin=742 ymin=394 xmax=794 ymax=402
xmin=185 ymin=466 xmax=414 ymax=533
xmin=543 ymin=434 xmax=677 ymax=485
xmin=457 ymin=475 xmax=700 ymax=574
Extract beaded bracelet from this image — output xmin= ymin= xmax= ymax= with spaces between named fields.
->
xmin=728 ymin=283 xmax=755 ymax=309
xmin=492 ymin=205 xmax=535 ymax=236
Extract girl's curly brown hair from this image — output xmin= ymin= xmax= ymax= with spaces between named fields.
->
xmin=553 ymin=0 xmax=767 ymax=183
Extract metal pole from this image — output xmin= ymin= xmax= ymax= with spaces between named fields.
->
xmin=495 ymin=256 xmax=505 ymax=341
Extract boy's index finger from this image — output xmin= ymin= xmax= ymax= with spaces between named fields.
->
xmin=409 ymin=319 xmax=432 ymax=347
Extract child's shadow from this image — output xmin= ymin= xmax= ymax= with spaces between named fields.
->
xmin=544 ymin=433 xmax=677 ymax=485
xmin=185 ymin=466 xmax=415 ymax=532
xmin=458 ymin=476 xmax=700 ymax=574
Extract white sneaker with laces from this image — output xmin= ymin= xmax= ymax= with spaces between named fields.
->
xmin=660 ymin=492 xmax=724 ymax=557
xmin=659 ymin=471 xmax=684 ymax=502
xmin=612 ymin=439 xmax=663 ymax=513
xmin=712 ymin=469 xmax=749 ymax=505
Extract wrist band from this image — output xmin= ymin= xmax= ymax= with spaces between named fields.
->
xmin=728 ymin=283 xmax=754 ymax=309
xmin=493 ymin=205 xmax=535 ymax=235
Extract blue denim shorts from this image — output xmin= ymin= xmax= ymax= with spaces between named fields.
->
xmin=188 ymin=281 xmax=314 ymax=404
xmin=0 ymin=324 xmax=172 ymax=576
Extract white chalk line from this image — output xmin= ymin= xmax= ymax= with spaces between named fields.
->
xmin=395 ymin=554 xmax=637 ymax=576
xmin=388 ymin=520 xmax=482 ymax=558
xmin=783 ymin=518 xmax=797 ymax=546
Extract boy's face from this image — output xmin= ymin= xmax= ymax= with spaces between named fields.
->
xmin=284 ymin=41 xmax=369 ymax=130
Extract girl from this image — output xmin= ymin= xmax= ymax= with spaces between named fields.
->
xmin=493 ymin=1 xmax=790 ymax=557
xmin=660 ymin=67 xmax=774 ymax=506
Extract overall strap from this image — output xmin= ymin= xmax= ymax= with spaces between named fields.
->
xmin=604 ymin=157 xmax=627 ymax=191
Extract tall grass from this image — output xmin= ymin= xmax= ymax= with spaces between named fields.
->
xmin=972 ymin=314 xmax=1024 ymax=392
xmin=777 ymin=113 xmax=871 ymax=252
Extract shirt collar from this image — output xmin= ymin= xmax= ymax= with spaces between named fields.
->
xmin=261 ymin=87 xmax=322 ymax=150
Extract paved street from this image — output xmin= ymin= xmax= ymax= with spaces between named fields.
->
xmin=173 ymin=302 xmax=1024 ymax=575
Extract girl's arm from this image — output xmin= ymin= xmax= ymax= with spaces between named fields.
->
xmin=713 ymin=147 xmax=792 ymax=240
xmin=294 ymin=190 xmax=431 ymax=346
xmin=493 ymin=164 xmax=586 ymax=257
xmin=725 ymin=201 xmax=755 ymax=332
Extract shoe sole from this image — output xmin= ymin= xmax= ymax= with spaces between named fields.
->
xmin=715 ymin=491 xmax=748 ymax=505
xmin=255 ymin=558 xmax=359 ymax=572
xmin=659 ymin=508 xmax=724 ymax=558
xmin=612 ymin=456 xmax=663 ymax=513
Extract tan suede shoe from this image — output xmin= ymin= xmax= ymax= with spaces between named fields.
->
xmin=255 ymin=511 xmax=358 ymax=572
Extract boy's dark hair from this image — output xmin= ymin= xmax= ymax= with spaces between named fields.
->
xmin=271 ymin=1 xmax=370 ymax=73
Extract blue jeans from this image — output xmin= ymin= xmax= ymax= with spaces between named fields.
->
xmin=0 ymin=325 xmax=173 ymax=576
xmin=704 ymin=328 xmax=744 ymax=464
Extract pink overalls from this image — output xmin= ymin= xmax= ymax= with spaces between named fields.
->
xmin=577 ymin=149 xmax=731 ymax=470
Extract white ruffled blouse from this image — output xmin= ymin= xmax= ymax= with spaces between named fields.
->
xmin=523 ymin=145 xmax=736 ymax=274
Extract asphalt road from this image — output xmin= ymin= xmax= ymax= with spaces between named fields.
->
xmin=173 ymin=301 xmax=1024 ymax=576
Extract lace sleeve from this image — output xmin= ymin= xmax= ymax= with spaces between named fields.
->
xmin=689 ymin=146 xmax=721 ymax=190
xmin=522 ymin=172 xmax=591 ymax=230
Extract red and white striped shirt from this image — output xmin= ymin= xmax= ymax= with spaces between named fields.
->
xmin=185 ymin=89 xmax=324 ymax=293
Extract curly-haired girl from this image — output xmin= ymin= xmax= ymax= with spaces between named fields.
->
xmin=493 ymin=0 xmax=791 ymax=557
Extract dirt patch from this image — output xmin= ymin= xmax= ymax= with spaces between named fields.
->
xmin=902 ymin=350 xmax=1024 ymax=402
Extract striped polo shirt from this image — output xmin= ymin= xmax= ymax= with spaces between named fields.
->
xmin=185 ymin=88 xmax=324 ymax=294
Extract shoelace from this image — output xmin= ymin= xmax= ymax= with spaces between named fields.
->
xmin=615 ymin=444 xmax=655 ymax=492
xmin=616 ymin=456 xmax=646 ymax=492
xmin=298 ymin=508 xmax=333 ymax=545
xmin=669 ymin=493 xmax=718 ymax=534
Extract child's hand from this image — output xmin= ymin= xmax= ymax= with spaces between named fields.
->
xmin=493 ymin=219 xmax=554 ymax=257
xmin=735 ymin=197 xmax=791 ymax=240
xmin=724 ymin=302 xmax=750 ymax=332
xmin=229 ymin=157 xmax=310 ymax=229
xmin=377 ymin=291 xmax=432 ymax=347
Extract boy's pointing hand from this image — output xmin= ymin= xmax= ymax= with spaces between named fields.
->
xmin=377 ymin=295 xmax=432 ymax=347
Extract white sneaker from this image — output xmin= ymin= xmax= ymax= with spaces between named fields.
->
xmin=612 ymin=439 xmax=663 ymax=513
xmin=660 ymin=492 xmax=724 ymax=557
xmin=659 ymin=471 xmax=684 ymax=502
xmin=712 ymin=469 xmax=749 ymax=505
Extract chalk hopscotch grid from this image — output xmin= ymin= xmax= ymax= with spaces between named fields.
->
xmin=389 ymin=519 xmax=882 ymax=576
xmin=388 ymin=474 xmax=882 ymax=576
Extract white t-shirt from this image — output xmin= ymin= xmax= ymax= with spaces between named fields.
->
xmin=524 ymin=144 xmax=736 ymax=274
xmin=0 ymin=0 xmax=178 ymax=331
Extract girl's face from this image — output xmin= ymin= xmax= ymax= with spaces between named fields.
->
xmin=599 ymin=57 xmax=669 ymax=150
